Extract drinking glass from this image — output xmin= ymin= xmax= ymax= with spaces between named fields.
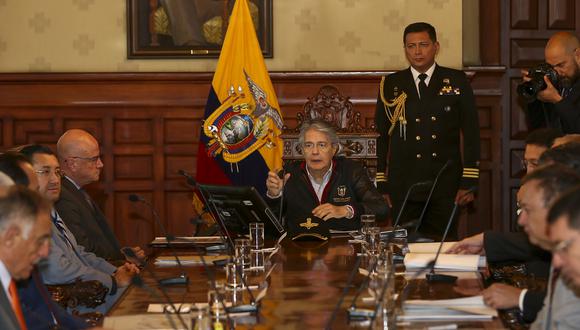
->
xmin=360 ymin=214 xmax=376 ymax=235
xmin=365 ymin=226 xmax=381 ymax=255
xmin=226 ymin=262 xmax=242 ymax=288
xmin=190 ymin=305 xmax=211 ymax=330
xmin=234 ymin=238 xmax=251 ymax=268
xmin=249 ymin=222 xmax=265 ymax=249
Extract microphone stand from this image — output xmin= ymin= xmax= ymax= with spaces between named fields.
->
xmin=426 ymin=185 xmax=476 ymax=283
xmin=129 ymin=194 xmax=188 ymax=286
xmin=346 ymin=254 xmax=382 ymax=319
xmin=124 ymin=249 xmax=189 ymax=330
xmin=392 ymin=180 xmax=433 ymax=228
xmin=413 ymin=160 xmax=452 ymax=234
xmin=178 ymin=170 xmax=235 ymax=255
xmin=324 ymin=254 xmax=363 ymax=330
xmin=179 ymin=170 xmax=259 ymax=313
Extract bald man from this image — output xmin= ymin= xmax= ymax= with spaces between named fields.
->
xmin=524 ymin=32 xmax=580 ymax=134
xmin=55 ymin=129 xmax=144 ymax=262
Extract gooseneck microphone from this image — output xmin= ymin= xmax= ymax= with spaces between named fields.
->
xmin=324 ymin=254 xmax=363 ymax=330
xmin=392 ymin=180 xmax=433 ymax=228
xmin=178 ymin=170 xmax=259 ymax=313
xmin=124 ymin=248 xmax=188 ymax=330
xmin=177 ymin=170 xmax=235 ymax=254
xmin=276 ymin=160 xmax=292 ymax=229
xmin=413 ymin=160 xmax=453 ymax=233
xmin=128 ymin=194 xmax=188 ymax=286
xmin=426 ymin=186 xmax=477 ymax=283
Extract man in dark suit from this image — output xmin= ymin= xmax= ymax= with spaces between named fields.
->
xmin=450 ymin=158 xmax=580 ymax=323
xmin=524 ymin=32 xmax=580 ymax=134
xmin=55 ymin=129 xmax=144 ymax=262
xmin=375 ymin=22 xmax=480 ymax=239
xmin=0 ymin=186 xmax=53 ymax=330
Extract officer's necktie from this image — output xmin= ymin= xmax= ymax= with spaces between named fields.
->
xmin=418 ymin=73 xmax=428 ymax=99
xmin=9 ymin=279 xmax=28 ymax=330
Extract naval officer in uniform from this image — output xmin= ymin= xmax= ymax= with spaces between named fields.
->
xmin=375 ymin=22 xmax=480 ymax=240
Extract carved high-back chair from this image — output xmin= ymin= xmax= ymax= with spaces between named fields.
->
xmin=282 ymin=85 xmax=379 ymax=179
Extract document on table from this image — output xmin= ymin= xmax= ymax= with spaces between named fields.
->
xmin=103 ymin=314 xmax=188 ymax=329
xmin=407 ymin=242 xmax=457 ymax=254
xmin=401 ymin=295 xmax=498 ymax=321
xmin=403 ymin=253 xmax=486 ymax=271
xmin=150 ymin=236 xmax=224 ymax=246
xmin=154 ymin=255 xmax=228 ymax=266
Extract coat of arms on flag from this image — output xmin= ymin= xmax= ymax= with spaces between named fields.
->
xmin=195 ymin=0 xmax=283 ymax=195
xmin=203 ymin=71 xmax=283 ymax=164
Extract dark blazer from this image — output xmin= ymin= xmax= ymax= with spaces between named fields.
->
xmin=375 ymin=65 xmax=480 ymax=200
xmin=484 ymin=231 xmax=551 ymax=278
xmin=0 ymin=284 xmax=20 ymax=330
xmin=484 ymin=231 xmax=551 ymax=322
xmin=269 ymin=158 xmax=389 ymax=237
xmin=526 ymin=78 xmax=580 ymax=134
xmin=18 ymin=269 xmax=89 ymax=330
xmin=55 ymin=177 xmax=123 ymax=261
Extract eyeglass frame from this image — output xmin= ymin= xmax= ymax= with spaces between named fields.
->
xmin=552 ymin=234 xmax=579 ymax=257
xmin=69 ymin=155 xmax=101 ymax=163
xmin=301 ymin=141 xmax=336 ymax=152
xmin=521 ymin=158 xmax=540 ymax=171
xmin=34 ymin=168 xmax=63 ymax=178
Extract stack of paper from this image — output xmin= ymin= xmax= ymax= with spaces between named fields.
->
xmin=154 ymin=255 xmax=228 ymax=266
xmin=404 ymin=242 xmax=486 ymax=271
xmin=401 ymin=296 xmax=497 ymax=321
xmin=150 ymin=236 xmax=224 ymax=246
xmin=404 ymin=253 xmax=484 ymax=271
xmin=407 ymin=242 xmax=457 ymax=254
xmin=103 ymin=314 xmax=188 ymax=329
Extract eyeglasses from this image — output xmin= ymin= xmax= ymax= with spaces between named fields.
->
xmin=302 ymin=142 xmax=333 ymax=152
xmin=35 ymin=168 xmax=62 ymax=178
xmin=521 ymin=159 xmax=539 ymax=170
xmin=552 ymin=235 xmax=579 ymax=256
xmin=70 ymin=155 xmax=101 ymax=163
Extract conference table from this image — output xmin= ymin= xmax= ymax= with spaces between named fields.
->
xmin=107 ymin=236 xmax=506 ymax=329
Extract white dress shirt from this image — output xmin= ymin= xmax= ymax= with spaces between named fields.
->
xmin=410 ymin=62 xmax=436 ymax=96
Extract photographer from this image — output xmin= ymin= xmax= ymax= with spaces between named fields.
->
xmin=523 ymin=32 xmax=580 ymax=134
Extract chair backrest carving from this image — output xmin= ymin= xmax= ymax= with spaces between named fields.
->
xmin=281 ymin=85 xmax=378 ymax=179
xmin=285 ymin=85 xmax=374 ymax=134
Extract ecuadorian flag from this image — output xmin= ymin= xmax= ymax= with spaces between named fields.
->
xmin=195 ymin=0 xmax=283 ymax=196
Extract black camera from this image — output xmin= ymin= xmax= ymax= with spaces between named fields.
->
xmin=517 ymin=63 xmax=560 ymax=100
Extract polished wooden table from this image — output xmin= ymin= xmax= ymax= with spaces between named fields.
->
xmin=108 ymin=237 xmax=505 ymax=329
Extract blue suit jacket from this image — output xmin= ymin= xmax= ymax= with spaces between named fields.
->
xmin=18 ymin=269 xmax=88 ymax=330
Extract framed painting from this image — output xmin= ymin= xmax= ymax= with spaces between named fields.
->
xmin=127 ymin=0 xmax=273 ymax=59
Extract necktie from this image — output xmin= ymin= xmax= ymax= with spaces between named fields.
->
xmin=9 ymin=280 xmax=28 ymax=330
xmin=51 ymin=211 xmax=74 ymax=249
xmin=80 ymin=189 xmax=96 ymax=212
xmin=418 ymin=73 xmax=428 ymax=99
xmin=51 ymin=210 xmax=88 ymax=266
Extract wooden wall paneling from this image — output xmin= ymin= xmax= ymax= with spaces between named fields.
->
xmin=502 ymin=0 xmax=580 ymax=231
xmin=0 ymin=71 xmax=504 ymax=245
xmin=480 ymin=0 xmax=502 ymax=65
xmin=511 ymin=0 xmax=539 ymax=29
xmin=547 ymin=0 xmax=575 ymax=29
